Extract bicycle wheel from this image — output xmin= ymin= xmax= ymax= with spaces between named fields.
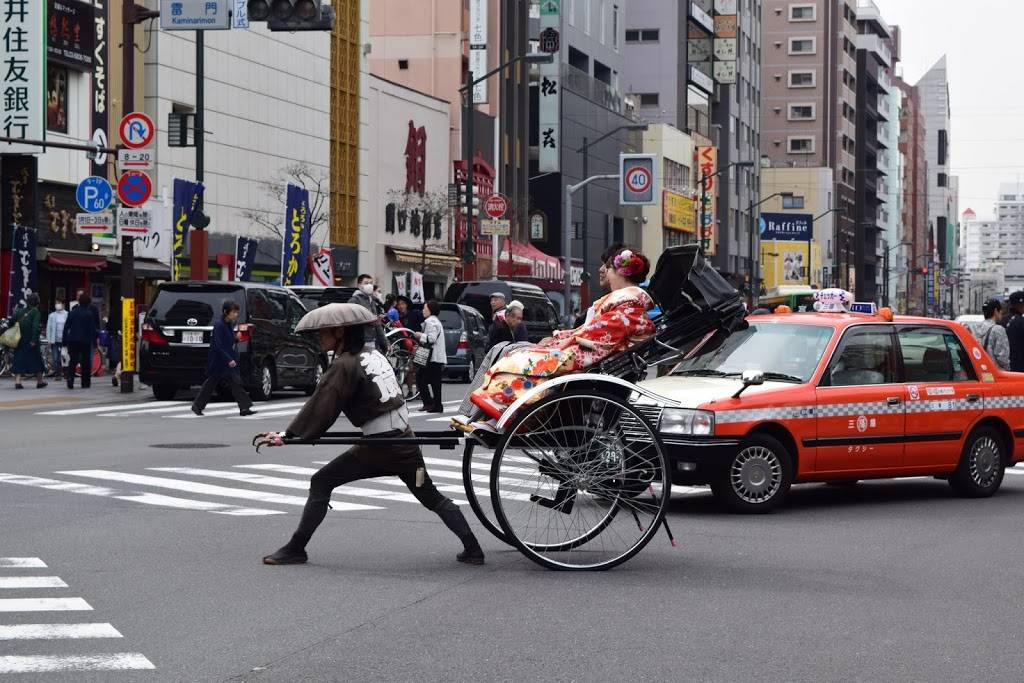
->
xmin=387 ymin=340 xmax=419 ymax=401
xmin=461 ymin=441 xmax=513 ymax=545
xmin=490 ymin=390 xmax=670 ymax=571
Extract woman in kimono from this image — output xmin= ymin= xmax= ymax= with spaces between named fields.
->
xmin=465 ymin=246 xmax=655 ymax=421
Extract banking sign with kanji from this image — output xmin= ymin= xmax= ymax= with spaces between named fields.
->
xmin=1 ymin=0 xmax=46 ymax=153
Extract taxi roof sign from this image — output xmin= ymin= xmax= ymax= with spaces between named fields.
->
xmin=814 ymin=288 xmax=853 ymax=313
xmin=849 ymin=302 xmax=878 ymax=315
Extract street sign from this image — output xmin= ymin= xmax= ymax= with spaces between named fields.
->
xmin=116 ymin=208 xmax=153 ymax=236
xmin=76 ymin=176 xmax=114 ymax=212
xmin=539 ymin=27 xmax=560 ymax=53
xmin=480 ymin=219 xmax=511 ymax=237
xmin=233 ymin=0 xmax=249 ymax=28
xmin=540 ymin=0 xmax=560 ymax=15
xmin=117 ymin=149 xmax=155 ymax=171
xmin=484 ymin=193 xmax=508 ymax=219
xmin=75 ymin=211 xmax=114 ymax=235
xmin=159 ymin=0 xmax=231 ymax=30
xmin=89 ymin=129 xmax=108 ymax=165
xmin=619 ymin=154 xmax=658 ymax=205
xmin=119 ymin=112 xmax=155 ymax=149
xmin=117 ymin=172 xmax=153 ymax=207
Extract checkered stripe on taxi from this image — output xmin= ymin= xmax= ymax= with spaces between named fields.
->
xmin=984 ymin=395 xmax=1024 ymax=409
xmin=904 ymin=399 xmax=984 ymax=413
xmin=715 ymin=397 xmax=991 ymax=425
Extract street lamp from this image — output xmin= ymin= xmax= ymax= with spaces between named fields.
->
xmin=458 ymin=52 xmax=554 ymax=275
xmin=699 ymin=160 xmax=755 ymax=254
xmin=574 ymin=123 xmax=649 ymax=305
xmin=747 ymin=191 xmax=793 ymax=302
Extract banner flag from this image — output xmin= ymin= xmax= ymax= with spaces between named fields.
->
xmin=280 ymin=184 xmax=311 ymax=286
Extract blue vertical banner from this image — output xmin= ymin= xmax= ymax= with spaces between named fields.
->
xmin=235 ymin=236 xmax=258 ymax=282
xmin=7 ymin=226 xmax=38 ymax=316
xmin=171 ymin=178 xmax=204 ymax=281
xmin=280 ymin=184 xmax=310 ymax=286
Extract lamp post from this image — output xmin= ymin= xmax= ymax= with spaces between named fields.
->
xmin=458 ymin=53 xmax=553 ymax=278
xmin=574 ymin=123 xmax=648 ymax=305
xmin=746 ymin=191 xmax=793 ymax=304
xmin=810 ymin=207 xmax=844 ymax=288
xmin=698 ymin=160 xmax=755 ymax=255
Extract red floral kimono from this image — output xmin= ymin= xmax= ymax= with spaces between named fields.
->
xmin=469 ymin=286 xmax=655 ymax=419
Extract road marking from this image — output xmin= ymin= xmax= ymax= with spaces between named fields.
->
xmin=0 ymin=473 xmax=283 ymax=516
xmin=231 ymin=408 xmax=302 ymax=420
xmin=96 ymin=403 xmax=213 ymax=416
xmin=0 ymin=623 xmax=123 ymax=640
xmin=58 ymin=470 xmax=382 ymax=512
xmin=0 ymin=558 xmax=46 ymax=568
xmin=0 ymin=653 xmax=154 ymax=673
xmin=1004 ymin=469 xmax=1024 ymax=476
xmin=0 ymin=576 xmax=68 ymax=589
xmin=36 ymin=401 xmax=187 ymax=416
xmin=0 ymin=597 xmax=92 ymax=612
xmin=168 ymin=401 xmax=308 ymax=419
xmin=235 ymin=463 xmax=472 ymax=497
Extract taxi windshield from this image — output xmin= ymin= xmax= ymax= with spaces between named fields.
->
xmin=673 ymin=323 xmax=834 ymax=383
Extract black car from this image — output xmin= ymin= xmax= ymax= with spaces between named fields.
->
xmin=436 ymin=303 xmax=488 ymax=382
xmin=140 ymin=282 xmax=326 ymax=401
xmin=287 ymin=286 xmax=358 ymax=312
xmin=443 ymin=280 xmax=559 ymax=343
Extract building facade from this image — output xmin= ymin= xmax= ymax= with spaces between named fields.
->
xmin=759 ymin=165 xmax=832 ymax=292
xmin=895 ymin=72 xmax=928 ymax=314
xmin=638 ymin=124 xmax=696 ymax=268
xmin=916 ymin=56 xmax=953 ymax=270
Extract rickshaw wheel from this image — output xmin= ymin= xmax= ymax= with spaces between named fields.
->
xmin=490 ymin=389 xmax=670 ymax=571
xmin=461 ymin=441 xmax=513 ymax=546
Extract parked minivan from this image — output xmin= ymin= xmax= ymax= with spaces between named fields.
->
xmin=437 ymin=303 xmax=488 ymax=381
xmin=444 ymin=280 xmax=559 ymax=343
xmin=140 ymin=282 xmax=326 ymax=401
xmin=287 ymin=286 xmax=357 ymax=312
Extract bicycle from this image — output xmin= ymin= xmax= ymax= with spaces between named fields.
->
xmin=384 ymin=321 xmax=420 ymax=402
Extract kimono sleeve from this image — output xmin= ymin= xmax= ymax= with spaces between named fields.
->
xmin=285 ymin=356 xmax=359 ymax=440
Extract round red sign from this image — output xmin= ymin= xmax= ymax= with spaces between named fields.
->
xmin=624 ymin=166 xmax=652 ymax=194
xmin=117 ymin=171 xmax=153 ymax=207
xmin=484 ymin=193 xmax=509 ymax=219
xmin=118 ymin=112 xmax=155 ymax=150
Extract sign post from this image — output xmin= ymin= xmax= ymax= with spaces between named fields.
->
xmin=121 ymin=298 xmax=136 ymax=373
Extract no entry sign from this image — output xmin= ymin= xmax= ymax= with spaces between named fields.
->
xmin=484 ymin=193 xmax=509 ymax=219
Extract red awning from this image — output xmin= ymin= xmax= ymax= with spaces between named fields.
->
xmin=497 ymin=239 xmax=563 ymax=281
xmin=46 ymin=252 xmax=107 ymax=269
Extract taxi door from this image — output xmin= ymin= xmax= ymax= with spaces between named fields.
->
xmin=814 ymin=325 xmax=906 ymax=474
xmin=898 ymin=325 xmax=987 ymax=469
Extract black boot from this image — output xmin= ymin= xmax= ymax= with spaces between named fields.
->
xmin=262 ymin=545 xmax=308 ymax=565
xmin=433 ymin=499 xmax=485 ymax=565
xmin=263 ymin=494 xmax=329 ymax=565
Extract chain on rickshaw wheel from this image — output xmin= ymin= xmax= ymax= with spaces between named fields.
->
xmin=461 ymin=441 xmax=513 ymax=545
xmin=489 ymin=389 xmax=670 ymax=571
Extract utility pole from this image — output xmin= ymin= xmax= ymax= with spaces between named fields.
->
xmin=461 ymin=70 xmax=475 ymax=280
xmin=190 ymin=31 xmax=208 ymax=280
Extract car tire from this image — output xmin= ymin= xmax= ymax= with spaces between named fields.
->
xmin=949 ymin=426 xmax=1005 ymax=498
xmin=250 ymin=361 xmax=275 ymax=402
xmin=152 ymin=383 xmax=178 ymax=401
xmin=711 ymin=433 xmax=793 ymax=514
xmin=304 ymin=360 xmax=325 ymax=396
xmin=464 ymin=357 xmax=477 ymax=383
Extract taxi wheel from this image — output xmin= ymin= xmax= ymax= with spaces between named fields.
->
xmin=712 ymin=434 xmax=793 ymax=514
xmin=949 ymin=427 xmax=1006 ymax=498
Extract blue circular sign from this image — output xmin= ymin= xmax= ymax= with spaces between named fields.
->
xmin=76 ymin=176 xmax=113 ymax=213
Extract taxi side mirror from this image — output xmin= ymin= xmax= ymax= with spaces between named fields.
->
xmin=732 ymin=370 xmax=765 ymax=399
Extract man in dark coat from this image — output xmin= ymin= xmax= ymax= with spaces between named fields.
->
xmin=487 ymin=300 xmax=524 ymax=350
xmin=191 ymin=300 xmax=256 ymax=416
xmin=349 ymin=273 xmax=388 ymax=351
xmin=64 ymin=293 xmax=99 ymax=389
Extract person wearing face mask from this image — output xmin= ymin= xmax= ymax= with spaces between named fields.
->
xmin=349 ymin=274 xmax=388 ymax=352
xmin=46 ymin=300 xmax=68 ymax=378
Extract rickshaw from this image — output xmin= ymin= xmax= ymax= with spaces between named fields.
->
xmin=277 ymin=245 xmax=747 ymax=571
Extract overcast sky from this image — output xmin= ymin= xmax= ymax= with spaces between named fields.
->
xmin=874 ymin=0 xmax=1024 ymax=218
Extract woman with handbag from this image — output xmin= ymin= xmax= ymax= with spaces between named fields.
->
xmin=414 ymin=300 xmax=447 ymax=413
xmin=10 ymin=293 xmax=47 ymax=389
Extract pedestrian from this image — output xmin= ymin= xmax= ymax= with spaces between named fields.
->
xmin=395 ymin=295 xmax=423 ymax=332
xmin=104 ymin=312 xmax=123 ymax=387
xmin=969 ymin=298 xmax=1011 ymax=370
xmin=489 ymin=292 xmax=528 ymax=341
xmin=349 ymin=274 xmax=388 ymax=351
xmin=191 ymin=300 xmax=257 ymax=416
xmin=1005 ymin=291 xmax=1024 ymax=372
xmin=414 ymin=299 xmax=447 ymax=413
xmin=64 ymin=292 xmax=99 ymax=390
xmin=255 ymin=302 xmax=484 ymax=567
xmin=487 ymin=300 xmax=524 ymax=350
xmin=11 ymin=293 xmax=47 ymax=389
xmin=45 ymin=299 xmax=68 ymax=378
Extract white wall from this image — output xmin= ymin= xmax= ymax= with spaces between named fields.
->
xmin=38 ymin=68 xmax=92 ymax=185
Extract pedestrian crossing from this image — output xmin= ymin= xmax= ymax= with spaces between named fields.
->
xmin=0 ymin=557 xmax=154 ymax=674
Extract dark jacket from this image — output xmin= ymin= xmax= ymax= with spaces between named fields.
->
xmin=487 ymin=319 xmax=515 ymax=349
xmin=400 ymin=309 xmax=424 ymax=333
xmin=349 ymin=289 xmax=388 ymax=351
xmin=63 ymin=305 xmax=98 ymax=346
xmin=206 ymin=318 xmax=240 ymax=378
xmin=1006 ymin=313 xmax=1024 ymax=372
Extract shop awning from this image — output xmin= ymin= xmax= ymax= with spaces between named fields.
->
xmin=45 ymin=250 xmax=107 ymax=270
xmin=387 ymin=247 xmax=461 ymax=267
xmin=106 ymin=257 xmax=171 ymax=279
xmin=496 ymin=239 xmax=564 ymax=281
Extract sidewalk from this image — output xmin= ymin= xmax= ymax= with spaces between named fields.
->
xmin=0 ymin=375 xmax=154 ymax=411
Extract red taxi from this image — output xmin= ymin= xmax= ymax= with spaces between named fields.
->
xmin=637 ymin=297 xmax=1023 ymax=513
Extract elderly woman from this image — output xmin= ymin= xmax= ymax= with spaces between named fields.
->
xmin=12 ymin=293 xmax=47 ymax=390
xmin=465 ymin=246 xmax=655 ymax=420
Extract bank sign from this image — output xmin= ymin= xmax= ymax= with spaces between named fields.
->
xmin=760 ymin=212 xmax=812 ymax=242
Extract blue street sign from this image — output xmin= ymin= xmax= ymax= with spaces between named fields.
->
xmin=76 ymin=176 xmax=114 ymax=213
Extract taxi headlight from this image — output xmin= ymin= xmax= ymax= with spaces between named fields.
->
xmin=659 ymin=408 xmax=715 ymax=436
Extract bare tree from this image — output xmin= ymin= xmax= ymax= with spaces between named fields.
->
xmin=240 ymin=162 xmax=330 ymax=247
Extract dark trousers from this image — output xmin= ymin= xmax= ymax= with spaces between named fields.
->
xmin=417 ymin=361 xmax=444 ymax=412
xmin=192 ymin=372 xmax=252 ymax=413
xmin=288 ymin=431 xmax=464 ymax=550
xmin=66 ymin=343 xmax=92 ymax=388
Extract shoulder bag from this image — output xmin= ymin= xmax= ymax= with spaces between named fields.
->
xmin=413 ymin=321 xmax=439 ymax=366
xmin=0 ymin=312 xmax=23 ymax=349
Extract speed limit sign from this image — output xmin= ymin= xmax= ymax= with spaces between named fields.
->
xmin=619 ymin=153 xmax=658 ymax=206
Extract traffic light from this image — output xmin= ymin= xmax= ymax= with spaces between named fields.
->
xmin=247 ymin=0 xmax=335 ymax=31
xmin=459 ymin=184 xmax=481 ymax=217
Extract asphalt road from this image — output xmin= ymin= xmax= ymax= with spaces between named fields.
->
xmin=2 ymin=381 xmax=1023 ymax=681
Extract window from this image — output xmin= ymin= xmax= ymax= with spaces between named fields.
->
xmin=788 ymin=103 xmax=815 ymax=120
xmin=783 ymin=195 xmax=805 ymax=209
xmin=625 ymin=28 xmax=658 ymax=43
xmin=898 ymin=327 xmax=976 ymax=382
xmin=789 ymin=4 xmax=816 ymax=21
xmin=938 ymin=173 xmax=947 ymax=187
xmin=675 ymin=323 xmax=834 ymax=383
xmin=584 ymin=0 xmax=591 ymax=34
xmin=938 ymin=129 xmax=948 ymax=166
xmin=788 ymin=37 xmax=816 ymax=54
xmin=612 ymin=5 xmax=619 ymax=49
xmin=787 ymin=136 xmax=815 ymax=154
xmin=46 ymin=65 xmax=69 ymax=134
xmin=827 ymin=327 xmax=898 ymax=386
xmin=625 ymin=29 xmax=639 ymax=42
xmin=638 ymin=93 xmax=659 ymax=106
xmin=788 ymin=70 xmax=815 ymax=87
xmin=398 ymin=59 xmax=409 ymax=70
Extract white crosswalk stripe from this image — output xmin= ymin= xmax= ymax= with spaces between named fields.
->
xmin=0 ymin=623 xmax=123 ymax=640
xmin=0 ymin=576 xmax=68 ymax=589
xmin=0 ymin=654 xmax=155 ymax=673
xmin=36 ymin=401 xmax=188 ymax=416
xmin=234 ymin=463 xmax=473 ymax=497
xmin=0 ymin=558 xmax=46 ymax=568
xmin=0 ymin=597 xmax=92 ymax=612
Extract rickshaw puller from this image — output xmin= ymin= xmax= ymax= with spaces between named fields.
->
xmin=256 ymin=303 xmax=484 ymax=566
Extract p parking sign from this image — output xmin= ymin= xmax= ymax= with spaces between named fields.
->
xmin=619 ymin=154 xmax=657 ymax=206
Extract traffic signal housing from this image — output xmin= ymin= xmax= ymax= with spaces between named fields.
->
xmin=247 ymin=0 xmax=335 ymax=31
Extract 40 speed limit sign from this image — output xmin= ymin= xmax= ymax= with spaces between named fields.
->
xmin=619 ymin=153 xmax=658 ymax=206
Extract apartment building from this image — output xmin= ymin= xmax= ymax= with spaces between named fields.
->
xmin=895 ymin=73 xmax=929 ymax=314
xmin=916 ymin=55 xmax=953 ymax=268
